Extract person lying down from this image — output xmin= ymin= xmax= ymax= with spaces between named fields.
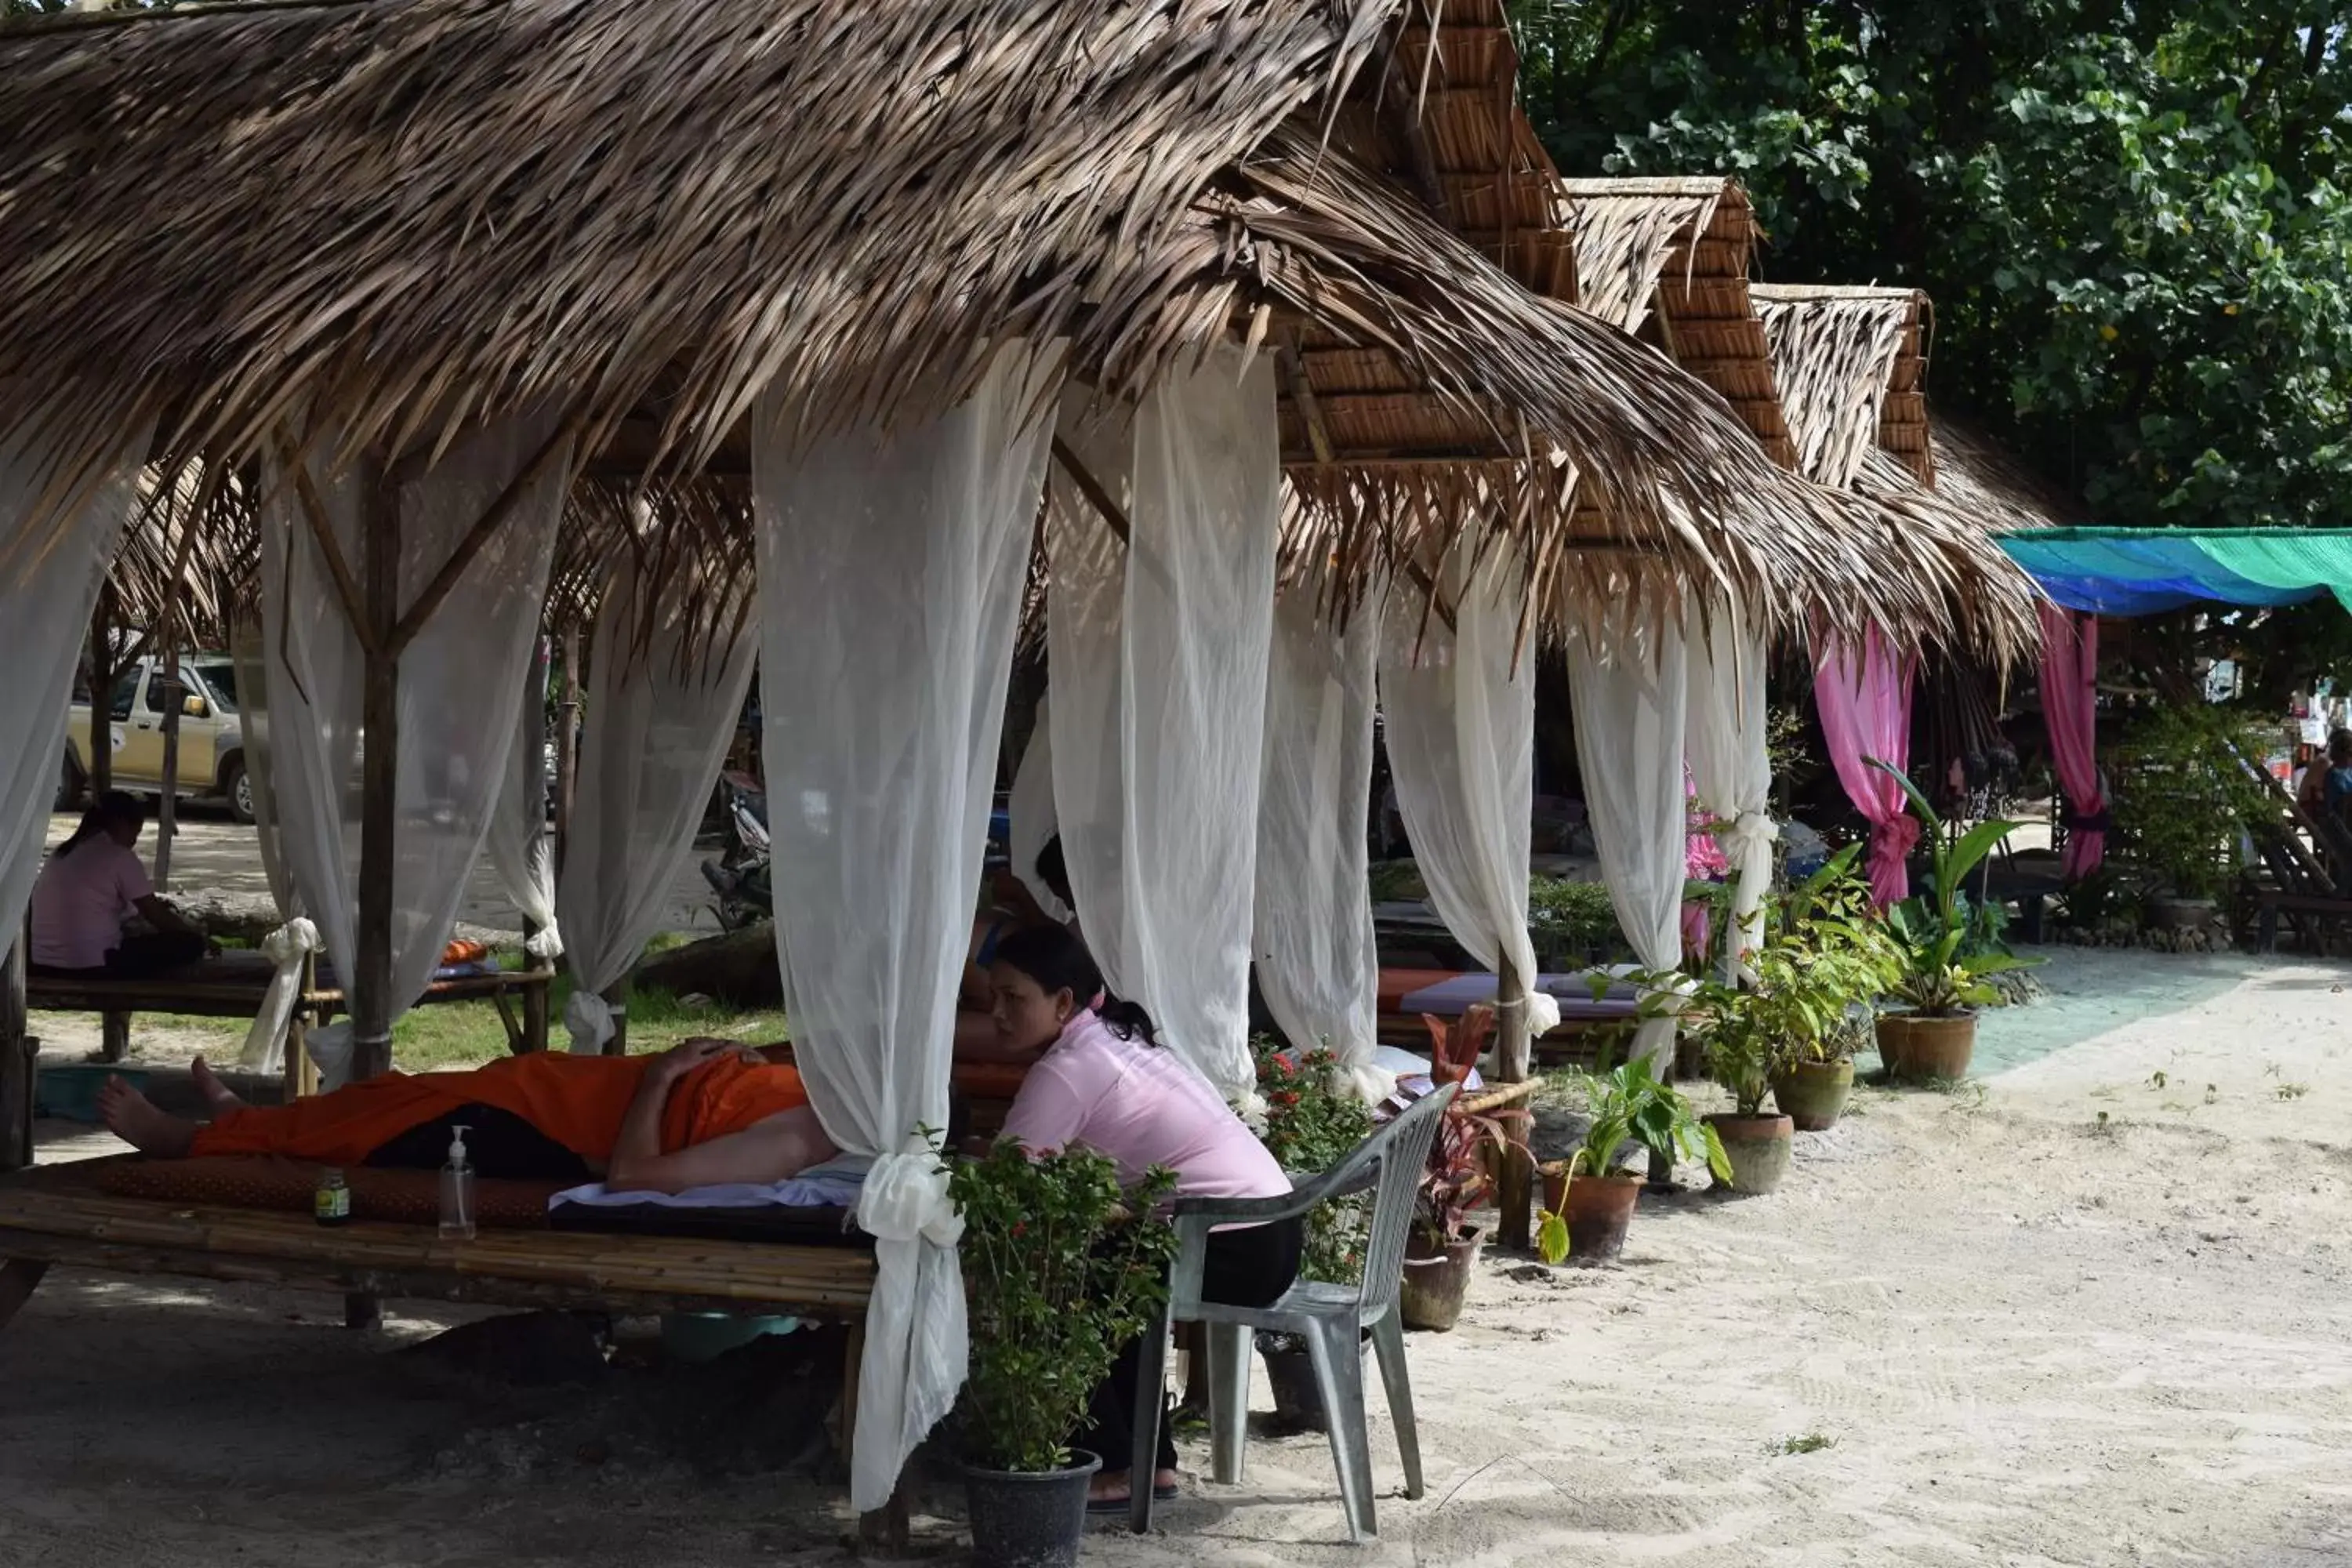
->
xmin=98 ymin=1038 xmax=837 ymax=1195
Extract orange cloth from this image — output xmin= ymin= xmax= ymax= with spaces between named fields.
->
xmin=189 ymin=1053 xmax=808 ymax=1167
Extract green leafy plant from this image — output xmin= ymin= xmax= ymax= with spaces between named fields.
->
xmin=2111 ymin=704 xmax=2277 ymax=901
xmin=1868 ymin=760 xmax=2038 ymax=1017
xmin=1535 ymin=1057 xmax=1728 ymax=1265
xmin=1528 ymin=875 xmax=1624 ymax=967
xmin=1252 ymin=1039 xmax=1374 ymax=1286
xmin=952 ymin=1140 xmax=1177 ymax=1474
xmin=1672 ymin=844 xmax=1906 ymax=1111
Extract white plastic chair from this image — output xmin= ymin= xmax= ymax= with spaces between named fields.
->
xmin=1127 ymin=1083 xmax=1457 ymax=1539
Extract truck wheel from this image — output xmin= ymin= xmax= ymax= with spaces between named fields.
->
xmin=224 ymin=758 xmax=256 ymax=826
xmin=56 ymin=752 xmax=85 ymax=813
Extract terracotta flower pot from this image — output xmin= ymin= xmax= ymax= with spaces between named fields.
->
xmin=1704 ymin=1112 xmax=1794 ymax=1195
xmin=1399 ymin=1226 xmax=1483 ymax=1332
xmin=1552 ymin=1171 xmax=1642 ymax=1262
xmin=1877 ymin=1011 xmax=1975 ymax=1081
xmin=1771 ymin=1057 xmax=1855 ymax=1131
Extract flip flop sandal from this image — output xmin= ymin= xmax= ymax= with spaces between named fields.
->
xmin=1087 ymin=1484 xmax=1181 ymax=1515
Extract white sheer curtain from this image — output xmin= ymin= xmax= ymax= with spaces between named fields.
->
xmin=1685 ymin=601 xmax=1775 ymax=973
xmin=1566 ymin=607 xmax=1690 ymax=1069
xmin=1378 ymin=537 xmax=1563 ymax=1044
xmin=260 ymin=413 xmax=570 ymax=1054
xmin=753 ymin=342 xmax=1063 ymax=1514
xmin=1047 ymin=348 xmax=1281 ymax=1108
xmin=230 ymin=618 xmax=321 ymax=1074
xmin=0 ymin=419 xmax=146 ymax=952
xmin=557 ymin=555 xmax=759 ymax=1052
xmin=1254 ymin=573 xmax=1389 ymax=1102
xmin=1005 ymin=693 xmax=1069 ymax=924
xmin=486 ymin=639 xmax=563 ymax=963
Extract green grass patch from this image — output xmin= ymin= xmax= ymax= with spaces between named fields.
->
xmin=45 ymin=976 xmax=789 ymax=1074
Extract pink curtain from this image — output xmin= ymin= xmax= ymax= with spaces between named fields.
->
xmin=1813 ymin=629 xmax=1919 ymax=906
xmin=2038 ymin=603 xmax=2107 ymax=880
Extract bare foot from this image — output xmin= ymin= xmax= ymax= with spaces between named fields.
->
xmin=189 ymin=1055 xmax=245 ymax=1114
xmin=1087 ymin=1467 xmax=1178 ymax=1504
xmin=98 ymin=1076 xmax=198 ymax=1157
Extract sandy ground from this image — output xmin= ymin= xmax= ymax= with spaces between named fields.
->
xmin=5 ymin=946 xmax=2352 ymax=1566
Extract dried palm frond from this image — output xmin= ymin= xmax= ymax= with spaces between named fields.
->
xmin=1751 ymin=284 xmax=1933 ymax=490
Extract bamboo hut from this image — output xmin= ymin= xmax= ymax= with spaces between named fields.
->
xmin=0 ymin=0 xmax=2043 ymax=1529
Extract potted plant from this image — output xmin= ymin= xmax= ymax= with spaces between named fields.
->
xmin=1867 ymin=761 xmax=2034 ymax=1080
xmin=1534 ymin=1055 xmax=1726 ymax=1265
xmin=1249 ymin=1040 xmax=1374 ymax=1432
xmin=951 ymin=1140 xmax=1176 ymax=1568
xmin=1399 ymin=1007 xmax=1518 ymax=1331
xmin=2111 ymin=705 xmax=2269 ymax=929
xmin=1762 ymin=846 xmax=1904 ymax=1130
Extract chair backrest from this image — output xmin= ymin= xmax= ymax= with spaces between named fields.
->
xmin=1287 ymin=1083 xmax=1455 ymax=1322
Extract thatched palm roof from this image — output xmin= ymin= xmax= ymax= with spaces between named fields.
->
xmin=1556 ymin=177 xmax=1795 ymax=469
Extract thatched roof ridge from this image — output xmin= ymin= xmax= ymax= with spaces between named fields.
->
xmin=1553 ymin=178 xmax=1724 ymax=336
xmin=1751 ymin=284 xmax=1934 ymax=489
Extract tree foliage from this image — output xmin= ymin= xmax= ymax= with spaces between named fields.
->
xmin=1513 ymin=2 xmax=2352 ymax=678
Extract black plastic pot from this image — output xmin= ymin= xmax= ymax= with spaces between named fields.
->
xmin=964 ymin=1449 xmax=1102 ymax=1568
xmin=1258 ymin=1341 xmax=1329 ymax=1432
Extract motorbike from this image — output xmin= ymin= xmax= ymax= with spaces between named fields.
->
xmin=699 ymin=773 xmax=1018 ymax=932
xmin=701 ymin=770 xmax=773 ymax=931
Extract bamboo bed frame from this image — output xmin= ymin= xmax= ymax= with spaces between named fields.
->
xmin=0 ymin=1157 xmax=899 ymax=1526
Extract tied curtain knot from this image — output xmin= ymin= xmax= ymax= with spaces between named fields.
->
xmin=1722 ymin=809 xmax=1780 ymax=862
xmin=562 ymin=990 xmax=615 ymax=1054
xmin=857 ymin=1143 xmax=964 ymax=1250
xmin=524 ymin=921 xmax=565 ymax=960
xmin=1871 ymin=812 xmax=1924 ymax=902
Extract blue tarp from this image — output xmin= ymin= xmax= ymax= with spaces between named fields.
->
xmin=1998 ymin=528 xmax=2352 ymax=616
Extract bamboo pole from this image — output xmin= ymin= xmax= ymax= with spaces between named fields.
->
xmin=351 ymin=458 xmax=400 ymax=1087
xmin=554 ymin=626 xmax=581 ymax=880
xmin=1493 ymin=953 xmax=1533 ymax=1251
xmin=85 ymin=585 xmax=113 ymax=797
xmin=154 ymin=642 xmax=182 ymax=891
xmin=601 ymin=975 xmax=631 ymax=1058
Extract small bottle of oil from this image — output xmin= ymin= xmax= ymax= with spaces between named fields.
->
xmin=314 ymin=1167 xmax=351 ymax=1227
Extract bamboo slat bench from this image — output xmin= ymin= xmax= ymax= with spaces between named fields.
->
xmin=22 ymin=949 xmax=555 ymax=1082
xmin=0 ymin=1157 xmax=895 ymax=1521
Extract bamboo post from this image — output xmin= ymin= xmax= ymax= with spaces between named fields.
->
xmin=554 ymin=626 xmax=581 ymax=880
xmin=517 ymin=636 xmax=553 ymax=1054
xmin=350 ymin=460 xmax=401 ymax=1087
xmin=0 ymin=920 xmax=31 ymax=1173
xmin=86 ymin=586 xmax=113 ymax=797
xmin=601 ymin=975 xmax=630 ymax=1058
xmin=154 ymin=642 xmax=182 ymax=891
xmin=1493 ymin=953 xmax=1533 ymax=1251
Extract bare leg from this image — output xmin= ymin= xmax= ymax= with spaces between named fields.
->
xmin=97 ymin=1076 xmax=198 ymax=1157
xmin=189 ymin=1055 xmax=245 ymax=1114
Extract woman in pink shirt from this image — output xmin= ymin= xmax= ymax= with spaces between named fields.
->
xmin=28 ymin=792 xmax=212 ymax=978
xmin=987 ymin=924 xmax=1296 ymax=1512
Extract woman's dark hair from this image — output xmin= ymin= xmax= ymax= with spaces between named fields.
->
xmin=57 ymin=790 xmax=144 ymax=859
xmin=1033 ymin=835 xmax=1072 ymax=909
xmin=2330 ymin=728 xmax=2352 ymax=765
xmin=989 ymin=922 xmax=1158 ymax=1045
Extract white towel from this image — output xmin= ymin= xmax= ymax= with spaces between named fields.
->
xmin=549 ymin=1152 xmax=872 ymax=1212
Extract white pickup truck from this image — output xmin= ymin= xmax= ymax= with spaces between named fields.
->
xmin=60 ymin=655 xmax=254 ymax=823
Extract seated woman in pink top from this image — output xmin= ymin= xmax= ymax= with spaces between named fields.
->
xmin=987 ymin=924 xmax=1296 ymax=1512
xmin=28 ymin=792 xmax=212 ymax=978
